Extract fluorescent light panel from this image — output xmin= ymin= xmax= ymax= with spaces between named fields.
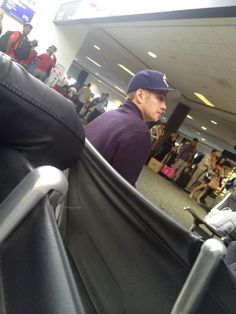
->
xmin=93 ymin=45 xmax=100 ymax=50
xmin=86 ymin=56 xmax=101 ymax=67
xmin=187 ymin=115 xmax=193 ymax=119
xmin=201 ymin=126 xmax=207 ymax=130
xmin=201 ymin=138 xmax=206 ymax=141
xmin=196 ymin=132 xmax=201 ymax=135
xmin=148 ymin=51 xmax=157 ymax=58
xmin=118 ymin=64 xmax=134 ymax=76
xmin=211 ymin=120 xmax=218 ymax=125
xmin=194 ymin=92 xmax=215 ymax=107
xmin=114 ymin=85 xmax=125 ymax=93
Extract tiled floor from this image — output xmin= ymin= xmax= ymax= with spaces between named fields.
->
xmin=136 ymin=166 xmax=222 ymax=230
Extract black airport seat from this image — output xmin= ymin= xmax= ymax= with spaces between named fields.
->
xmin=1 ymin=52 xmax=236 ymax=314
xmin=0 ymin=146 xmax=87 ymax=314
xmin=59 ymin=141 xmax=236 ymax=314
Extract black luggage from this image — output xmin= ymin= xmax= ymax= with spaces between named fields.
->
xmin=175 ymin=167 xmax=192 ymax=188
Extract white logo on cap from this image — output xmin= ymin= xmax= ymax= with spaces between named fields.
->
xmin=163 ymin=74 xmax=169 ymax=87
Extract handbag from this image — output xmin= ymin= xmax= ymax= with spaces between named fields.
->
xmin=208 ymin=176 xmax=220 ymax=190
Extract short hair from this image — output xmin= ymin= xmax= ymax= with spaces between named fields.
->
xmin=49 ymin=45 xmax=57 ymax=52
xmin=192 ymin=138 xmax=199 ymax=142
xmin=127 ymin=92 xmax=136 ymax=100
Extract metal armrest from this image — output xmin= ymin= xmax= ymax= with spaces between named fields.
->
xmin=0 ymin=166 xmax=68 ymax=245
xmin=185 ymin=207 xmax=222 ymax=238
xmin=171 ymin=238 xmax=226 ymax=314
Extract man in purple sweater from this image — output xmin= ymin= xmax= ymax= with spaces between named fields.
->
xmin=85 ymin=70 xmax=175 ymax=186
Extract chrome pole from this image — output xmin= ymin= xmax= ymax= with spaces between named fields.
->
xmin=171 ymin=238 xmax=226 ymax=314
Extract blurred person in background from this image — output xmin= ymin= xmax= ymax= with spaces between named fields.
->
xmin=32 ymin=45 xmax=57 ymax=82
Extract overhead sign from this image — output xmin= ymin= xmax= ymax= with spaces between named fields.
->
xmin=1 ymin=0 xmax=36 ymax=23
xmin=54 ymin=0 xmax=236 ymax=22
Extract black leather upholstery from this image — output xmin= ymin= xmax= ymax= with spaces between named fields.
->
xmin=0 ymin=55 xmax=87 ymax=313
xmin=1 ymin=52 xmax=236 ymax=313
xmin=0 ymin=198 xmax=85 ymax=314
xmin=0 ymin=147 xmax=87 ymax=314
xmin=0 ymin=146 xmax=31 ymax=203
xmin=0 ymin=53 xmax=84 ymax=170
xmin=60 ymin=142 xmax=236 ymax=314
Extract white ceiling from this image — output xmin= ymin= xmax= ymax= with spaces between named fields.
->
xmin=70 ymin=16 xmax=236 ymax=153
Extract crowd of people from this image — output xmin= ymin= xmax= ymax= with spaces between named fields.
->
xmin=0 ymin=17 xmax=234 ymax=211
xmin=0 ymin=18 xmax=112 ymax=124
xmin=56 ymin=81 xmax=110 ymax=123
xmin=0 ymin=22 xmax=57 ymax=83
xmin=149 ymin=127 xmax=233 ymax=211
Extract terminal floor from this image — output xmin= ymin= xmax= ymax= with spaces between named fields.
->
xmin=136 ymin=166 xmax=213 ymax=230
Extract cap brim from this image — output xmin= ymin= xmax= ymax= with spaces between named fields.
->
xmin=151 ymin=87 xmax=176 ymax=92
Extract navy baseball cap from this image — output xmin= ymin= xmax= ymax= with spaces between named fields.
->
xmin=127 ymin=69 xmax=175 ymax=94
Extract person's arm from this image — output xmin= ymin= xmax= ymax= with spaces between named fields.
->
xmin=30 ymin=50 xmax=37 ymax=62
xmin=5 ymin=32 xmax=20 ymax=54
xmin=202 ymin=154 xmax=211 ymax=168
xmin=52 ymin=55 xmax=57 ymax=67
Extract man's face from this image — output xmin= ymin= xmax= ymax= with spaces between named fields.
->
xmin=191 ymin=140 xmax=198 ymax=147
xmin=212 ymin=151 xmax=218 ymax=158
xmin=47 ymin=48 xmax=54 ymax=55
xmin=138 ymin=89 xmax=167 ymax=122
xmin=23 ymin=25 xmax=32 ymax=35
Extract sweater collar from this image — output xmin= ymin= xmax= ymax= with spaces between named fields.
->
xmin=122 ymin=99 xmax=143 ymax=120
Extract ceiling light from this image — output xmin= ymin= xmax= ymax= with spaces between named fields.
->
xmin=86 ymin=56 xmax=101 ymax=67
xmin=194 ymin=92 xmax=215 ymax=107
xmin=93 ymin=45 xmax=100 ymax=50
xmin=201 ymin=138 xmax=206 ymax=141
xmin=148 ymin=51 xmax=157 ymax=58
xmin=211 ymin=120 xmax=218 ymax=125
xmin=114 ymin=85 xmax=125 ymax=93
xmin=196 ymin=132 xmax=201 ymax=135
xmin=95 ymin=72 xmax=100 ymax=76
xmin=187 ymin=115 xmax=193 ymax=120
xmin=201 ymin=126 xmax=207 ymax=130
xmin=118 ymin=64 xmax=135 ymax=76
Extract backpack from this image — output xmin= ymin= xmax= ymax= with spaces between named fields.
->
xmin=0 ymin=30 xmax=13 ymax=52
xmin=14 ymin=34 xmax=31 ymax=60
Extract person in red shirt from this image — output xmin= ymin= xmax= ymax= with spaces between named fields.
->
xmin=5 ymin=23 xmax=33 ymax=62
xmin=32 ymin=45 xmax=57 ymax=82
xmin=22 ymin=39 xmax=38 ymax=68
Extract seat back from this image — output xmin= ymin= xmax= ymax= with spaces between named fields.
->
xmin=0 ymin=147 xmax=85 ymax=314
xmin=0 ymin=53 xmax=85 ymax=170
xmin=59 ymin=141 xmax=236 ymax=314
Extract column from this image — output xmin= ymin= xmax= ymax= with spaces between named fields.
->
xmin=152 ymin=103 xmax=190 ymax=157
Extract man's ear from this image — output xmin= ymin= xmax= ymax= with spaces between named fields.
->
xmin=135 ymin=89 xmax=144 ymax=103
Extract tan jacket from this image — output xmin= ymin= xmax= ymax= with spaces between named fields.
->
xmin=77 ymin=86 xmax=92 ymax=104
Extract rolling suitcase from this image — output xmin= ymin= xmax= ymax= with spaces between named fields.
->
xmin=175 ymin=167 xmax=192 ymax=188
